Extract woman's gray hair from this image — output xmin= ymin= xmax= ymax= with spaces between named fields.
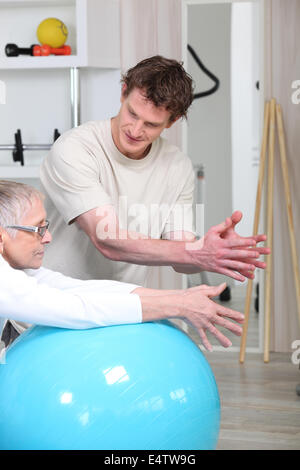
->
xmin=0 ymin=180 xmax=44 ymax=238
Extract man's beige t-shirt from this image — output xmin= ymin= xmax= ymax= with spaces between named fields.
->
xmin=40 ymin=119 xmax=195 ymax=286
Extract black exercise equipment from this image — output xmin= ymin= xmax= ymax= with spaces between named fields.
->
xmin=0 ymin=129 xmax=60 ymax=166
xmin=5 ymin=43 xmax=37 ymax=57
xmin=187 ymin=44 xmax=220 ymax=100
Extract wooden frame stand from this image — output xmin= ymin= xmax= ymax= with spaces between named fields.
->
xmin=239 ymin=98 xmax=300 ymax=364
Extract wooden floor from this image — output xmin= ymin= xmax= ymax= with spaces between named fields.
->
xmin=182 ymin=281 xmax=300 ymax=450
xmin=204 ymin=351 xmax=300 ymax=450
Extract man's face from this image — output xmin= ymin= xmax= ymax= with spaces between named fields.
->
xmin=2 ymin=197 xmax=51 ymax=270
xmin=111 ymin=87 xmax=176 ymax=160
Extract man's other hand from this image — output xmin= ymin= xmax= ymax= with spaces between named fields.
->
xmin=186 ymin=211 xmax=270 ymax=282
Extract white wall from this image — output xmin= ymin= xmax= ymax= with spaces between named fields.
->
xmin=231 ymin=2 xmax=260 ymax=239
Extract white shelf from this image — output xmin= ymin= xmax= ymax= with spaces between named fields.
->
xmin=0 ymin=56 xmax=80 ymax=69
xmin=0 ymin=0 xmax=120 ymax=70
xmin=0 ymin=1 xmax=75 ymax=7
xmin=0 ymin=166 xmax=40 ymax=178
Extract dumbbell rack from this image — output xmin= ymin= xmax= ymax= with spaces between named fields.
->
xmin=0 ymin=67 xmax=80 ymax=168
xmin=0 ymin=129 xmax=61 ymax=167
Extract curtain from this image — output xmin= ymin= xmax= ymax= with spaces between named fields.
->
xmin=267 ymin=0 xmax=300 ymax=351
xmin=120 ymin=0 xmax=182 ymax=72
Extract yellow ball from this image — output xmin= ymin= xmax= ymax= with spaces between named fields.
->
xmin=37 ymin=18 xmax=68 ymax=48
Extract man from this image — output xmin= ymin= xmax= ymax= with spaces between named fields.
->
xmin=0 ymin=180 xmax=244 ymax=352
xmin=40 ymin=55 xmax=268 ymax=286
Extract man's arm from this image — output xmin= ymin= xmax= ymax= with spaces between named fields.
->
xmin=75 ymin=206 xmax=269 ymax=282
xmin=41 ymin=138 xmax=269 ymax=282
xmin=163 ymin=230 xmax=202 ymax=274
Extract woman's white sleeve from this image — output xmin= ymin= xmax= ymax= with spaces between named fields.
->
xmin=0 ymin=257 xmax=142 ymax=329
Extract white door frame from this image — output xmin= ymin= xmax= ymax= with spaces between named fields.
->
xmin=181 ymin=0 xmax=267 ymax=354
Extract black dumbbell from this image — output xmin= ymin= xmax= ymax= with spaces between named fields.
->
xmin=13 ymin=129 xmax=24 ymax=166
xmin=5 ymin=43 xmax=37 ymax=57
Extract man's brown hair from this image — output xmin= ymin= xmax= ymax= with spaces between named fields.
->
xmin=121 ymin=56 xmax=194 ymax=123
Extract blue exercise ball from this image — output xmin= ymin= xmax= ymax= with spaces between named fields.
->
xmin=0 ymin=321 xmax=220 ymax=450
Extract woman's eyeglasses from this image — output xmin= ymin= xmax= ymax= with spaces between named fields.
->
xmin=5 ymin=220 xmax=50 ymax=238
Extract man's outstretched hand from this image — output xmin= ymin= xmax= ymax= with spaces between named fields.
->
xmin=221 ymin=211 xmax=270 ymax=279
xmin=186 ymin=211 xmax=270 ymax=282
